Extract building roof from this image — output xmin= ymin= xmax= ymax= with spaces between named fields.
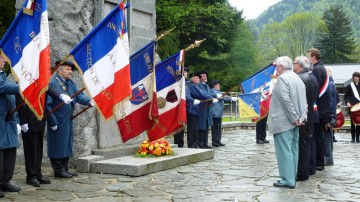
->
xmin=324 ymin=63 xmax=360 ymax=88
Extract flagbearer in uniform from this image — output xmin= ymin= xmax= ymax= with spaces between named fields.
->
xmin=344 ymin=72 xmax=360 ymax=142
xmin=209 ymin=80 xmax=237 ymax=147
xmin=46 ymin=61 xmax=92 ymax=178
xmin=0 ymin=53 xmax=21 ymax=197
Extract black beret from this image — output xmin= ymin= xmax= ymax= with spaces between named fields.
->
xmin=197 ymin=70 xmax=209 ymax=77
xmin=55 ymin=60 xmax=75 ymax=70
xmin=210 ymin=80 xmax=220 ymax=88
xmin=189 ymin=72 xmax=200 ymax=78
xmin=184 ymin=67 xmax=189 ymax=72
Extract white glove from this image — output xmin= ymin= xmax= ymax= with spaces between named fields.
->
xmin=231 ymin=97 xmax=238 ymax=102
xmin=17 ymin=124 xmax=21 ymax=135
xmin=193 ymin=99 xmax=200 ymax=105
xmin=216 ymin=94 xmax=222 ymax=98
xmin=212 ymin=99 xmax=219 ymax=103
xmin=60 ymin=94 xmax=73 ymax=104
xmin=51 ymin=125 xmax=58 ymax=131
xmin=21 ymin=124 xmax=29 ymax=133
xmin=90 ymin=99 xmax=96 ymax=107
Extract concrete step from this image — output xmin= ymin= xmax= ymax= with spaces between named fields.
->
xmin=88 ymin=148 xmax=214 ymax=176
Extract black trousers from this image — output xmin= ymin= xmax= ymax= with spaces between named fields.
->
xmin=0 ymin=147 xmax=16 ymax=186
xmin=256 ymin=116 xmax=268 ymax=141
xmin=314 ymin=123 xmax=326 ymax=167
xmin=198 ymin=129 xmax=209 ymax=147
xmin=174 ymin=130 xmax=184 ymax=148
xmin=350 ymin=115 xmax=360 ymax=141
xmin=309 ymin=135 xmax=317 ymax=174
xmin=22 ymin=131 xmax=44 ymax=180
xmin=50 ymin=157 xmax=70 ymax=174
xmin=297 ymin=138 xmax=310 ymax=180
xmin=186 ymin=113 xmax=198 ymax=148
xmin=211 ymin=118 xmax=222 ymax=143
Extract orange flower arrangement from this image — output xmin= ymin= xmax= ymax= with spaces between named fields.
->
xmin=136 ymin=138 xmax=174 ymax=157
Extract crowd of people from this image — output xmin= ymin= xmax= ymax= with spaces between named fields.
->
xmin=174 ymin=68 xmax=237 ymax=149
xmin=2 ymin=45 xmax=360 ymax=197
xmin=266 ymin=48 xmax=360 ymax=189
xmin=0 ymin=53 xmax=93 ymax=198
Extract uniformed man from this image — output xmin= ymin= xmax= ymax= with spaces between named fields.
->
xmin=0 ymin=53 xmax=21 ymax=197
xmin=46 ymin=61 xmax=92 ymax=178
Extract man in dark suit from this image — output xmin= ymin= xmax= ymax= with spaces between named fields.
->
xmin=17 ymin=88 xmax=72 ymax=186
xmin=0 ymin=53 xmax=21 ymax=197
xmin=293 ymin=55 xmax=318 ymax=181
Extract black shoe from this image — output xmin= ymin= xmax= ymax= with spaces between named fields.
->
xmin=0 ymin=190 xmax=4 ymax=198
xmin=38 ymin=176 xmax=51 ymax=184
xmin=1 ymin=184 xmax=21 ymax=192
xmin=315 ymin=166 xmax=324 ymax=171
xmin=256 ymin=140 xmax=264 ymax=144
xmin=273 ymin=182 xmax=295 ymax=189
xmin=296 ymin=177 xmax=308 ymax=181
xmin=309 ymin=170 xmax=316 ymax=175
xmin=217 ymin=142 xmax=226 ymax=146
xmin=198 ymin=145 xmax=205 ymax=149
xmin=212 ymin=142 xmax=220 ymax=147
xmin=333 ymin=139 xmax=338 ymax=142
xmin=67 ymin=172 xmax=78 ymax=177
xmin=351 ymin=139 xmax=355 ymax=142
xmin=54 ymin=172 xmax=73 ymax=178
xmin=263 ymin=140 xmax=270 ymax=143
xmin=356 ymin=140 xmax=360 ymax=143
xmin=203 ymin=145 xmax=212 ymax=149
xmin=26 ymin=178 xmax=40 ymax=187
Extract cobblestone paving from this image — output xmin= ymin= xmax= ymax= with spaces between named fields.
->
xmin=3 ymin=130 xmax=360 ymax=201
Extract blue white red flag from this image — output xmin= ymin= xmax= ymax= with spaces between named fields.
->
xmin=147 ymin=50 xmax=186 ymax=141
xmin=0 ymin=0 xmax=51 ymax=120
xmin=238 ymin=93 xmax=261 ymax=119
xmin=115 ymin=41 xmax=157 ymax=142
xmin=240 ymin=64 xmax=277 ymax=121
xmin=69 ymin=2 xmax=131 ymax=119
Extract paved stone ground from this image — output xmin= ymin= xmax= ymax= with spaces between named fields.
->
xmin=3 ymin=129 xmax=360 ymax=201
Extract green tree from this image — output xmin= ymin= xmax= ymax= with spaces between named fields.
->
xmin=257 ymin=12 xmax=323 ymax=61
xmin=316 ymin=5 xmax=357 ymax=63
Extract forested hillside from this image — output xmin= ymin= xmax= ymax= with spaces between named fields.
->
xmin=252 ymin=0 xmax=360 ymax=41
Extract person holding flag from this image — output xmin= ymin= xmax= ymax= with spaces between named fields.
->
xmin=46 ymin=61 xmax=92 ymax=178
xmin=0 ymin=53 xmax=21 ymax=197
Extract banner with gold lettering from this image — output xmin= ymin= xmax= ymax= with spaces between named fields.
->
xmin=0 ymin=0 xmax=51 ymax=120
xmin=115 ymin=41 xmax=157 ymax=142
xmin=69 ymin=2 xmax=131 ymax=119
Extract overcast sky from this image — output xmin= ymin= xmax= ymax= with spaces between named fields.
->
xmin=228 ymin=0 xmax=281 ymax=20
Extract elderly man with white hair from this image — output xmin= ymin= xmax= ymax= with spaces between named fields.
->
xmin=268 ymin=56 xmax=307 ymax=189
xmin=293 ymin=56 xmax=319 ymax=181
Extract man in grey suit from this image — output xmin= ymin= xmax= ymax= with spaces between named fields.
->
xmin=268 ymin=56 xmax=307 ymax=189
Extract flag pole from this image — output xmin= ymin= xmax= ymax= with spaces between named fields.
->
xmin=43 ymin=87 xmax=86 ymax=119
xmin=71 ymin=105 xmax=92 ymax=120
xmin=155 ymin=27 xmax=176 ymax=42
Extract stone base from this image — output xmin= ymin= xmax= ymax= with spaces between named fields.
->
xmin=89 ymin=148 xmax=214 ymax=176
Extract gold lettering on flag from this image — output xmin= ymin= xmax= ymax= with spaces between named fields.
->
xmin=14 ymin=37 xmax=22 ymax=53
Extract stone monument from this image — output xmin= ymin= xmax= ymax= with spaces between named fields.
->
xmin=14 ymin=0 xmax=157 ymax=163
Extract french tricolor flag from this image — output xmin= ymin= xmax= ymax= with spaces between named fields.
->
xmin=69 ymin=2 xmax=131 ymax=119
xmin=115 ymin=41 xmax=157 ymax=142
xmin=0 ymin=0 xmax=51 ymax=120
xmin=147 ymin=50 xmax=187 ymax=141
